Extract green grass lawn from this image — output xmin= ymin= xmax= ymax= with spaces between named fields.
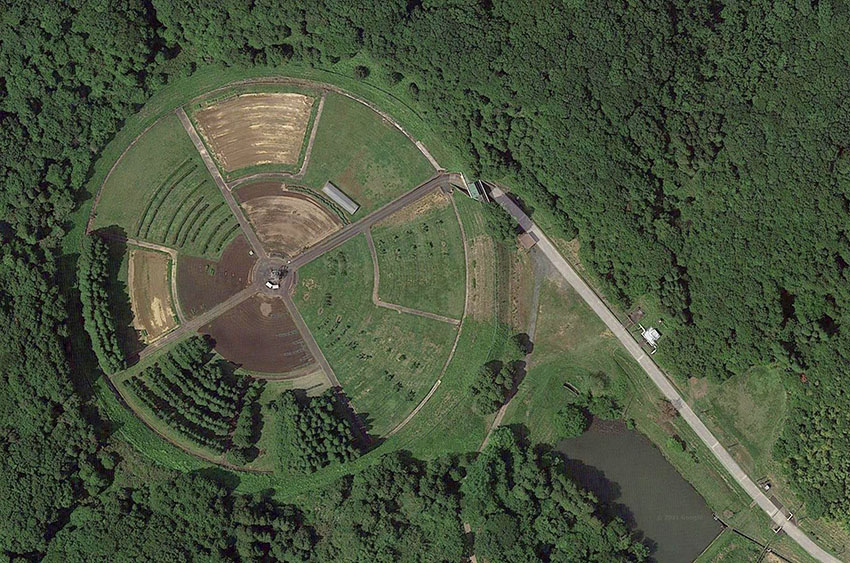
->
xmin=293 ymin=234 xmax=457 ymax=437
xmin=371 ymin=196 xmax=465 ymax=318
xmin=300 ymin=92 xmax=436 ymax=215
xmin=695 ymin=529 xmax=763 ymax=562
xmin=91 ymin=113 xmax=239 ymax=259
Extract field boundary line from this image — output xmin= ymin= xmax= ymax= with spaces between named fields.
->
xmin=296 ymin=91 xmax=326 ymax=177
xmin=385 ymin=193 xmax=470 ymax=438
xmin=364 ymin=229 xmax=460 ymax=325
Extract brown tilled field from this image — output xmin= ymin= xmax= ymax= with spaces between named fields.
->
xmin=129 ymin=248 xmax=177 ymax=342
xmin=200 ymin=294 xmax=315 ymax=374
xmin=194 ymin=93 xmax=314 ymax=172
xmin=177 ymin=235 xmax=257 ymax=319
xmin=236 ymin=184 xmax=341 ymax=257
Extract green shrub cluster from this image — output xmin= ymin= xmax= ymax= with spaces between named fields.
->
xmin=269 ymin=390 xmax=360 ymax=474
xmin=78 ymin=236 xmax=126 ymax=374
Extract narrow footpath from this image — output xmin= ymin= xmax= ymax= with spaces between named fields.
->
xmin=489 ymin=186 xmax=839 ymax=563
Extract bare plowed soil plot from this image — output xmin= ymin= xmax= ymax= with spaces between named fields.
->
xmin=194 ymin=93 xmax=314 ymax=173
xmin=177 ymin=235 xmax=257 ymax=319
xmin=201 ymin=294 xmax=315 ymax=374
xmin=236 ymin=184 xmax=342 ymax=257
xmin=129 ymin=249 xmax=177 ymax=342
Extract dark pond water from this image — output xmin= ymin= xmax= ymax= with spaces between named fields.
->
xmin=556 ymin=419 xmax=722 ymax=562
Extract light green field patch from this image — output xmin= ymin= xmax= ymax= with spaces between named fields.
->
xmin=372 ymin=194 xmax=465 ymax=318
xmin=293 ymin=235 xmax=456 ymax=437
xmin=92 ymin=114 xmax=239 ymax=259
xmin=694 ymin=529 xmax=763 ymax=562
xmin=300 ymin=92 xmax=436 ymax=214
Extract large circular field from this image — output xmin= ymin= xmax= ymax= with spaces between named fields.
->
xmin=86 ymin=76 xmax=483 ymax=469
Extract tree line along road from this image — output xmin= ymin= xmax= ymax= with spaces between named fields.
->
xmin=489 ymin=186 xmax=840 ymax=563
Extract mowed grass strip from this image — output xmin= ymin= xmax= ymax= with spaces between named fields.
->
xmin=294 ymin=235 xmax=456 ymax=437
xmin=300 ymin=92 xmax=436 ymax=214
xmin=371 ymin=192 xmax=465 ymax=318
xmin=92 ymin=113 xmax=238 ymax=259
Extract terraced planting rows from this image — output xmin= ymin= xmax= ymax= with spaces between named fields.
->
xmin=132 ymin=159 xmax=239 ymax=258
xmin=294 ymin=235 xmax=457 ymax=436
xmin=371 ymin=194 xmax=466 ymax=318
xmin=92 ymin=113 xmax=238 ymax=259
xmin=124 ymin=337 xmax=262 ymax=459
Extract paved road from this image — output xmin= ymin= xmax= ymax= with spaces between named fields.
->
xmin=490 ymin=187 xmax=840 ymax=563
xmin=364 ymin=230 xmax=460 ymax=325
xmin=175 ymin=108 xmax=268 ymax=260
xmin=289 ymin=173 xmax=450 ymax=270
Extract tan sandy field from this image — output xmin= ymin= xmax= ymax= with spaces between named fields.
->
xmin=242 ymin=192 xmax=342 ymax=257
xmin=194 ymin=92 xmax=314 ymax=172
xmin=129 ymin=248 xmax=177 ymax=342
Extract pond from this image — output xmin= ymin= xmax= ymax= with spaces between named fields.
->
xmin=557 ymin=419 xmax=722 ymax=562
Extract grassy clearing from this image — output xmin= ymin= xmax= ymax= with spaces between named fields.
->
xmin=293 ymin=234 xmax=457 ymax=437
xmin=91 ymin=113 xmax=238 ymax=259
xmin=371 ymin=194 xmax=465 ymax=318
xmin=695 ymin=529 xmax=763 ymax=562
xmin=500 ymin=275 xmax=796 ymax=547
xmin=300 ymin=92 xmax=436 ymax=214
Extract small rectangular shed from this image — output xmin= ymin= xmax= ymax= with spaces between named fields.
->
xmin=322 ymin=181 xmax=359 ymax=215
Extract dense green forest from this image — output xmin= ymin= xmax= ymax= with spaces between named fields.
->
xmin=2 ymin=0 xmax=849 ymax=558
xmin=79 ymin=236 xmax=126 ymax=374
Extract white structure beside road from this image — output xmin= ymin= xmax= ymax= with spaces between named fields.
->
xmin=323 ymin=181 xmax=360 ymax=214
xmin=489 ymin=185 xmax=840 ymax=563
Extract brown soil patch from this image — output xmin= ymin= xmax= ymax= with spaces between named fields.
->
xmin=194 ymin=93 xmax=314 ymax=172
xmin=234 ymin=181 xmax=285 ymax=202
xmin=467 ymin=235 xmax=497 ymax=321
xmin=201 ymin=294 xmax=315 ymax=374
xmin=177 ymin=235 xmax=257 ymax=319
xmin=129 ymin=249 xmax=177 ymax=342
xmin=240 ymin=191 xmax=341 ymax=257
xmin=377 ymin=190 xmax=449 ymax=227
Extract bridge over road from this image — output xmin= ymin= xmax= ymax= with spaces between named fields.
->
xmin=489 ymin=186 xmax=840 ymax=563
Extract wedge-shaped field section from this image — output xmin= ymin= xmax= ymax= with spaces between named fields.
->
xmin=92 ymin=114 xmax=239 ymax=259
xmin=371 ymin=190 xmax=466 ymax=318
xmin=129 ymin=248 xmax=177 ymax=343
xmin=177 ymin=235 xmax=257 ymax=320
xmin=294 ymin=235 xmax=457 ymax=436
xmin=194 ymin=92 xmax=315 ymax=174
xmin=235 ymin=182 xmax=342 ymax=257
xmin=300 ymin=92 xmax=436 ymax=214
xmin=201 ymin=294 xmax=316 ymax=375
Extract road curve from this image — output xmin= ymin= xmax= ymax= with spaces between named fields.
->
xmin=490 ymin=186 xmax=840 ymax=563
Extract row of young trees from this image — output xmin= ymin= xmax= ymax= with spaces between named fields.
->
xmin=128 ymin=337 xmax=262 ymax=457
xmin=269 ymin=390 xmax=360 ymax=474
xmin=78 ymin=236 xmax=125 ymax=374
xmin=4 ymin=0 xmax=850 ymax=554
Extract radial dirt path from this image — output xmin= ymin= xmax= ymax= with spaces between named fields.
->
xmin=489 ymin=186 xmax=839 ymax=563
xmin=175 ymin=107 xmax=267 ymax=260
